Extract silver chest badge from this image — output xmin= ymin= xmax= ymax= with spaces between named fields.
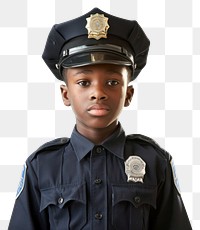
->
xmin=125 ymin=156 xmax=146 ymax=183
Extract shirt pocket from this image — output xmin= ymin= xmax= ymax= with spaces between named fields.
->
xmin=112 ymin=184 xmax=157 ymax=230
xmin=40 ymin=183 xmax=87 ymax=230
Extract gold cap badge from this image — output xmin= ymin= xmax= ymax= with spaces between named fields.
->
xmin=86 ymin=13 xmax=110 ymax=40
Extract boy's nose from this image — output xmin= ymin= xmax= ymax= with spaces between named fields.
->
xmin=90 ymin=85 xmax=108 ymax=101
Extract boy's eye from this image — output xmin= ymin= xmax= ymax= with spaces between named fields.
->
xmin=107 ymin=80 xmax=119 ymax=86
xmin=77 ymin=80 xmax=90 ymax=87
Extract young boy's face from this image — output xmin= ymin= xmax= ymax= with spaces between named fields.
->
xmin=60 ymin=63 xmax=134 ymax=137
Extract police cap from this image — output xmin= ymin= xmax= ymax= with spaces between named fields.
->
xmin=42 ymin=8 xmax=150 ymax=81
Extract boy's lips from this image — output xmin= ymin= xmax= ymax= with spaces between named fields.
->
xmin=87 ymin=104 xmax=110 ymax=116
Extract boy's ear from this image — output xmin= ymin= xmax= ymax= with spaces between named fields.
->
xmin=124 ymin=85 xmax=134 ymax=107
xmin=60 ymin=85 xmax=71 ymax=106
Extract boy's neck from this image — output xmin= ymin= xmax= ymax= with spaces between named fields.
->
xmin=76 ymin=121 xmax=119 ymax=145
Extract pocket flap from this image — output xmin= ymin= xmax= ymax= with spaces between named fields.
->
xmin=112 ymin=184 xmax=157 ymax=209
xmin=40 ymin=183 xmax=86 ymax=212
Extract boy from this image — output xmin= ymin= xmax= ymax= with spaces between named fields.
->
xmin=9 ymin=8 xmax=192 ymax=230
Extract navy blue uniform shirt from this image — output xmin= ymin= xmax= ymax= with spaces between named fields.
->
xmin=9 ymin=124 xmax=192 ymax=229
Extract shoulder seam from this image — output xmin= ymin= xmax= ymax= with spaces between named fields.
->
xmin=126 ymin=134 xmax=171 ymax=161
xmin=29 ymin=137 xmax=69 ymax=161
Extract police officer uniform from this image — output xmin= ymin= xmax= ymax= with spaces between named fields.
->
xmin=9 ymin=8 xmax=192 ymax=230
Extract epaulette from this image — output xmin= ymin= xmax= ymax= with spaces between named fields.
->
xmin=29 ymin=137 xmax=69 ymax=161
xmin=126 ymin=134 xmax=171 ymax=161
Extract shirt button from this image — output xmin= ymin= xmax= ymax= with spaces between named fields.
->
xmin=61 ymin=138 xmax=67 ymax=143
xmin=134 ymin=196 xmax=141 ymax=204
xmin=58 ymin=197 xmax=64 ymax=204
xmin=96 ymin=147 xmax=103 ymax=153
xmin=95 ymin=212 xmax=103 ymax=220
xmin=94 ymin=178 xmax=102 ymax=184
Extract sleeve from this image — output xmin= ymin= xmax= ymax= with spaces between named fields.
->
xmin=149 ymin=156 xmax=192 ymax=230
xmin=8 ymin=158 xmax=49 ymax=230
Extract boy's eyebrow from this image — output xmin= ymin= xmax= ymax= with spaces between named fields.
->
xmin=70 ymin=66 xmax=125 ymax=77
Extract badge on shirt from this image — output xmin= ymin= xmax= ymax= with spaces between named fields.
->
xmin=170 ymin=159 xmax=181 ymax=194
xmin=125 ymin=156 xmax=146 ymax=183
xmin=16 ymin=163 xmax=27 ymax=199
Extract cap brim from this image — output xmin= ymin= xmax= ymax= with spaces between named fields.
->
xmin=61 ymin=51 xmax=132 ymax=69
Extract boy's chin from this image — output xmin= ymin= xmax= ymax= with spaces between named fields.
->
xmin=77 ymin=119 xmax=119 ymax=130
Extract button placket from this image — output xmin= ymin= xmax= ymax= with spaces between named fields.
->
xmin=91 ymin=146 xmax=107 ymax=229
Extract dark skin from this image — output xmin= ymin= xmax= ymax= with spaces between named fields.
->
xmin=60 ymin=64 xmax=134 ymax=144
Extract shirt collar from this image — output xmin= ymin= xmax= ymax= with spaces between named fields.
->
xmin=70 ymin=127 xmax=95 ymax=161
xmin=101 ymin=124 xmax=126 ymax=160
xmin=70 ymin=123 xmax=126 ymax=161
